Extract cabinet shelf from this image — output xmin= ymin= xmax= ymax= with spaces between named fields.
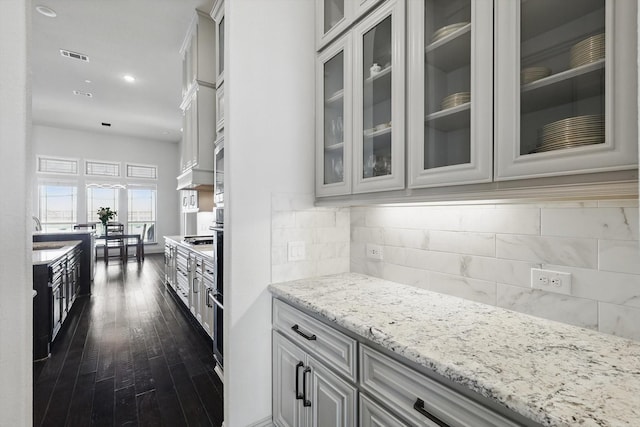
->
xmin=325 ymin=142 xmax=344 ymax=151
xmin=425 ymin=103 xmax=470 ymax=131
xmin=425 ymin=24 xmax=471 ymax=72
xmin=326 ymin=89 xmax=344 ymax=105
xmin=521 ymin=59 xmax=604 ymax=114
xmin=364 ymin=66 xmax=392 ymax=84
xmin=363 ymin=126 xmax=392 ymax=139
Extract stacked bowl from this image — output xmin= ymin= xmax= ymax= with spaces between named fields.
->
xmin=441 ymin=92 xmax=470 ymax=110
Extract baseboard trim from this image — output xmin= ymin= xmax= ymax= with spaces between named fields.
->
xmin=247 ymin=416 xmax=274 ymax=427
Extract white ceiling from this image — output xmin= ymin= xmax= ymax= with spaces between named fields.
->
xmin=31 ymin=0 xmax=212 ymax=143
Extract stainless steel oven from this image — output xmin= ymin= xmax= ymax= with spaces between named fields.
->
xmin=209 ymin=226 xmax=223 ymax=369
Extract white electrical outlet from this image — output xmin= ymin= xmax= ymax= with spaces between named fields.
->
xmin=287 ymin=241 xmax=306 ymax=262
xmin=366 ymin=243 xmax=384 ymax=260
xmin=531 ymin=268 xmax=572 ymax=295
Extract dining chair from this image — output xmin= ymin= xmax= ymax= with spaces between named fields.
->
xmin=125 ymin=223 xmax=146 ymax=262
xmin=104 ymin=222 xmax=125 ymax=265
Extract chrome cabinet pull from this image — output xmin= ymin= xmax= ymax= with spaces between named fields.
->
xmin=413 ymin=398 xmax=450 ymax=427
xmin=291 ymin=324 xmax=316 ymax=341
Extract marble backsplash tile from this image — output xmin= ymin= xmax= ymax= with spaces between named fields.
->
xmin=271 ymin=193 xmax=349 ymax=283
xmin=351 ymin=200 xmax=640 ymax=342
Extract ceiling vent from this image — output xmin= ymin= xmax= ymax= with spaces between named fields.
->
xmin=60 ymin=49 xmax=90 ymax=62
xmin=73 ymin=90 xmax=93 ymax=97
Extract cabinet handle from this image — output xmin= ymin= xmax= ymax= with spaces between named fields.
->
xmin=295 ymin=362 xmax=304 ymax=400
xmin=413 ymin=398 xmax=450 ymax=427
xmin=302 ymin=367 xmax=311 ymax=407
xmin=291 ymin=324 xmax=316 ymax=341
xmin=206 ymin=290 xmax=212 ymax=308
xmin=192 ymin=277 xmax=198 ymax=293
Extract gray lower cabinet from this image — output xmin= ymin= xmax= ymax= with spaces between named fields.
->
xmin=359 ymin=394 xmax=408 ymax=427
xmin=272 ymin=299 xmax=539 ymax=427
xmin=273 ymin=331 xmax=357 ymax=427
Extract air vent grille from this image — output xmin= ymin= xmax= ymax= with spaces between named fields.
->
xmin=60 ymin=49 xmax=89 ymax=62
xmin=73 ymin=90 xmax=93 ymax=97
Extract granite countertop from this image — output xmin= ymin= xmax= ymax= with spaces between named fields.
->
xmin=164 ymin=235 xmax=213 ymax=258
xmin=33 ymin=240 xmax=82 ymax=265
xmin=269 ymin=273 xmax=640 ymax=427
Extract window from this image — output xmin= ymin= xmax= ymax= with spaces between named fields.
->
xmin=86 ymin=185 xmax=120 ymax=235
xmin=37 ymin=156 xmax=78 ymax=175
xmin=85 ymin=160 xmax=120 ymax=177
xmin=38 ymin=183 xmax=78 ymax=231
xmin=126 ymin=163 xmax=157 ymax=179
xmin=128 ymin=187 xmax=157 ymax=243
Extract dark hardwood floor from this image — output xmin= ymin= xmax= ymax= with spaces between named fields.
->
xmin=33 ymin=254 xmax=223 ymax=427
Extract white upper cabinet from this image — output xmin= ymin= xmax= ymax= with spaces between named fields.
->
xmin=316 ymin=0 xmax=353 ymax=50
xmin=211 ymin=0 xmax=225 ymax=87
xmin=407 ymin=0 xmax=493 ymax=188
xmin=494 ymin=0 xmax=638 ymax=180
xmin=180 ymin=10 xmax=216 ymax=95
xmin=352 ymin=0 xmax=405 ymax=194
xmin=316 ymin=34 xmax=353 ymax=196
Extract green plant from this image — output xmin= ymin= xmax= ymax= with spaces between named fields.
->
xmin=97 ymin=207 xmax=117 ymax=225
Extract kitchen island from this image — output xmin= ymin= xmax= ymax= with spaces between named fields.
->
xmin=269 ymin=273 xmax=640 ymax=427
xmin=33 ymin=240 xmax=82 ymax=360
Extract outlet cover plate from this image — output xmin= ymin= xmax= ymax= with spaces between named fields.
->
xmin=531 ymin=268 xmax=571 ymax=295
xmin=366 ymin=243 xmax=384 ymax=260
xmin=287 ymin=241 xmax=306 ymax=262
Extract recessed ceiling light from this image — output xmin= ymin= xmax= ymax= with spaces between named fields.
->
xmin=35 ymin=5 xmax=57 ymax=17
xmin=85 ymin=79 xmax=92 ymax=84
xmin=73 ymin=90 xmax=93 ymax=98
xmin=123 ymin=75 xmax=135 ymax=83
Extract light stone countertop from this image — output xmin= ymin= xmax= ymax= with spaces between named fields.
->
xmin=164 ymin=235 xmax=213 ymax=258
xmin=269 ymin=273 xmax=640 ymax=427
xmin=32 ymin=240 xmax=82 ymax=265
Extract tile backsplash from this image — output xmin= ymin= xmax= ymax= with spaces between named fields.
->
xmin=271 ymin=193 xmax=350 ymax=283
xmin=351 ymin=200 xmax=640 ymax=341
xmin=271 ymin=196 xmax=640 ymax=342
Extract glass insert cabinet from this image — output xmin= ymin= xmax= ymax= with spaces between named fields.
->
xmin=315 ymin=0 xmax=637 ymax=197
xmin=495 ymin=0 xmax=637 ymax=180
xmin=316 ymin=0 xmax=405 ymax=196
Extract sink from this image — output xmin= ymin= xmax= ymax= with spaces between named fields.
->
xmin=33 ymin=242 xmax=68 ymax=250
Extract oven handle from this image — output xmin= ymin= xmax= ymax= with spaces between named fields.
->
xmin=210 ymin=292 xmax=224 ymax=309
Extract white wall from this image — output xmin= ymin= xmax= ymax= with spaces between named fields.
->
xmin=0 ymin=0 xmax=32 ymax=424
xmin=225 ymin=0 xmax=315 ymax=425
xmin=32 ymin=124 xmax=180 ymax=251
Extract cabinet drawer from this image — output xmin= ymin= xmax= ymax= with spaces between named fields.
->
xmin=360 ymin=345 xmax=522 ymax=427
xmin=360 ymin=393 xmax=408 ymax=427
xmin=273 ymin=299 xmax=357 ymax=382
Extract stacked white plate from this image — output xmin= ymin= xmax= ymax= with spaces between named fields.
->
xmin=441 ymin=92 xmax=470 ymax=110
xmin=431 ymin=22 xmax=469 ymax=43
xmin=521 ymin=66 xmax=551 ymax=84
xmin=533 ymin=115 xmax=604 ymax=153
xmin=570 ymin=33 xmax=605 ymax=69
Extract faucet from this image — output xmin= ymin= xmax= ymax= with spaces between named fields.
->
xmin=32 ymin=216 xmax=42 ymax=231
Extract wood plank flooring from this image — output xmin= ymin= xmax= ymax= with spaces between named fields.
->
xmin=33 ymin=254 xmax=223 ymax=427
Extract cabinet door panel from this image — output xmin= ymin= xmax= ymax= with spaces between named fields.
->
xmin=316 ymin=33 xmax=353 ymax=196
xmin=495 ymin=0 xmax=637 ymax=180
xmin=408 ymin=0 xmax=493 ymax=188
xmin=360 ymin=394 xmax=409 ymax=427
xmin=307 ymin=355 xmax=357 ymax=427
xmin=273 ymin=332 xmax=307 ymax=427
xmin=316 ymin=0 xmax=353 ymax=50
xmin=352 ymin=0 xmax=405 ymax=194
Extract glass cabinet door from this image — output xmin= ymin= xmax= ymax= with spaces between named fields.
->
xmin=495 ymin=0 xmax=637 ymax=180
xmin=352 ymin=0 xmax=405 ymax=194
xmin=316 ymin=34 xmax=352 ymax=196
xmin=408 ymin=0 xmax=492 ymax=188
xmin=316 ymin=0 xmax=352 ymax=50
